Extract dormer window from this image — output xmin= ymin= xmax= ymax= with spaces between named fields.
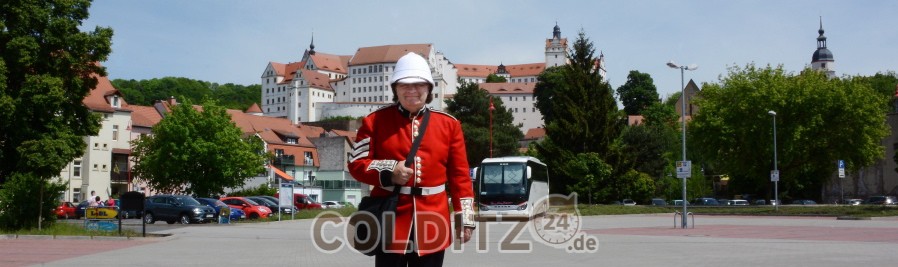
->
xmin=111 ymin=95 xmax=120 ymax=108
xmin=286 ymin=137 xmax=297 ymax=144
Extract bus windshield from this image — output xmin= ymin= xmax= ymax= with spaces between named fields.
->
xmin=480 ymin=163 xmax=527 ymax=196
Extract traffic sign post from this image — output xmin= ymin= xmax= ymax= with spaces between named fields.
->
xmin=838 ymin=160 xmax=845 ymax=204
xmin=770 ymin=170 xmax=779 ymax=182
xmin=676 ymin=161 xmax=692 ymax=179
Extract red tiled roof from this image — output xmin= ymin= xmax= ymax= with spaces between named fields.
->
xmin=130 ymin=105 xmax=163 ymax=127
xmin=504 ymin=63 xmax=545 ymax=77
xmin=628 ymin=115 xmax=645 ymax=126
xmin=478 ymin=82 xmax=536 ymax=94
xmin=524 ymin=128 xmax=545 ymax=140
xmin=279 ymin=61 xmax=305 ymax=85
xmin=269 ymin=62 xmax=286 ymax=76
xmin=545 ymin=38 xmax=568 ymax=48
xmin=455 ymin=64 xmax=497 ymax=77
xmin=83 ymin=74 xmax=130 ymax=112
xmin=299 ymin=125 xmax=326 ymax=139
xmin=456 ymin=63 xmax=544 ymax=78
xmin=350 ymin=44 xmax=432 ymax=65
xmin=245 ymin=103 xmax=262 ymax=113
xmin=300 ymin=69 xmax=333 ymax=90
xmin=309 ymin=52 xmax=350 ymax=74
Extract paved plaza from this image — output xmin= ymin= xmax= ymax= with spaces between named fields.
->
xmin=3 ymin=213 xmax=898 ymax=266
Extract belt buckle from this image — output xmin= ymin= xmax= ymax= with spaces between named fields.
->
xmin=410 ymin=187 xmax=424 ymax=196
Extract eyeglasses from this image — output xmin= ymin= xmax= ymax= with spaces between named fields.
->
xmin=395 ymin=83 xmax=429 ymax=91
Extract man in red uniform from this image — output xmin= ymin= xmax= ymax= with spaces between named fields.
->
xmin=349 ymin=52 xmax=475 ymax=267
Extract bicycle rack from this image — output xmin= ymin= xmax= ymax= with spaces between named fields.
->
xmin=673 ymin=211 xmax=695 ymax=229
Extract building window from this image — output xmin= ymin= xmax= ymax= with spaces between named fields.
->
xmin=73 ymin=160 xmax=82 ymax=177
xmin=112 ymin=125 xmax=119 ymax=141
xmin=111 ymin=95 xmax=120 ymax=108
xmin=275 ymin=149 xmax=285 ymax=157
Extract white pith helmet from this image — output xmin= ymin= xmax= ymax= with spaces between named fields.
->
xmin=390 ymin=52 xmax=434 ymax=86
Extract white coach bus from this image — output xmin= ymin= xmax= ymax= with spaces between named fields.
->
xmin=474 ymin=156 xmax=549 ymax=220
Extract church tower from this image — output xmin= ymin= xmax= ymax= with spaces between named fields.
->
xmin=811 ymin=17 xmax=835 ymax=78
xmin=545 ymin=23 xmax=568 ymax=68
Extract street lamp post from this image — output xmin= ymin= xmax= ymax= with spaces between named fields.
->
xmin=769 ymin=110 xmax=779 ymax=211
xmin=489 ymin=96 xmax=495 ymax=158
xmin=667 ymin=61 xmax=697 ymax=229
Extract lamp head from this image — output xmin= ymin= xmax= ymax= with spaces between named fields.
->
xmin=768 ymin=110 xmax=777 ymax=116
xmin=666 ymin=61 xmax=679 ymax=69
xmin=686 ymin=64 xmax=699 ymax=71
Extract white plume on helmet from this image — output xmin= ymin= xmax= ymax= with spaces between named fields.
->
xmin=390 ymin=52 xmax=434 ymax=86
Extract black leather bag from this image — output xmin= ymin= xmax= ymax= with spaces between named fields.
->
xmin=352 ymin=189 xmax=401 ymax=256
xmin=350 ymin=110 xmax=430 ymax=256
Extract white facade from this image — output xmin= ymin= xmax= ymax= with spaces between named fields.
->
xmin=545 ymin=24 xmax=568 ymax=68
xmin=264 ymin=44 xmax=458 ymax=122
xmin=58 ymin=105 xmax=132 ymax=203
xmin=480 ymin=83 xmax=543 ymax=131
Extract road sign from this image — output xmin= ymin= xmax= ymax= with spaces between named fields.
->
xmin=86 ymin=207 xmax=118 ymax=219
xmin=838 ymin=160 xmax=845 ymax=178
xmin=771 ymin=170 xmax=779 ymax=182
xmin=676 ymin=161 xmax=691 ymax=178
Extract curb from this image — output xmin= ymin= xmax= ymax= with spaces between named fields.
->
xmin=54 ymin=235 xmax=92 ymax=240
xmin=17 ymin=235 xmax=54 ymax=240
xmin=836 ymin=216 xmax=872 ymax=220
xmin=0 ymin=234 xmax=17 ymax=240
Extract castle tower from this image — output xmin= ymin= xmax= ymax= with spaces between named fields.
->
xmin=811 ymin=17 xmax=835 ymax=78
xmin=545 ymin=23 xmax=568 ymax=68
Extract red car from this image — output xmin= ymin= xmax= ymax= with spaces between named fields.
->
xmin=274 ymin=193 xmax=322 ymax=210
xmin=54 ymin=202 xmax=77 ymax=219
xmin=220 ymin=197 xmax=272 ymax=219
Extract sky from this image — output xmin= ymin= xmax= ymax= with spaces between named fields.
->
xmin=82 ymin=0 xmax=898 ymax=100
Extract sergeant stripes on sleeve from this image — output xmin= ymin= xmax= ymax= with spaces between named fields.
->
xmin=349 ymin=137 xmax=370 ymax=163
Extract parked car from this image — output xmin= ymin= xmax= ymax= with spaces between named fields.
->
xmin=257 ymin=196 xmax=299 ymax=212
xmin=650 ymin=198 xmax=667 ymax=206
xmin=247 ymin=196 xmax=293 ymax=215
xmin=729 ymin=199 xmax=749 ymax=206
xmin=863 ymin=196 xmax=896 ymax=205
xmin=274 ymin=193 xmax=322 ymax=210
xmin=195 ymin=197 xmax=246 ymax=221
xmin=338 ymin=201 xmax=354 ymax=208
xmin=143 ymin=195 xmax=216 ymax=224
xmin=54 ymin=202 xmax=77 ymax=219
xmin=844 ymin=199 xmax=863 ymax=205
xmin=322 ymin=201 xmax=345 ymax=209
xmin=791 ymin=199 xmax=818 ymax=205
xmin=621 ymin=199 xmax=637 ymax=206
xmin=692 ymin=198 xmax=720 ymax=206
xmin=220 ymin=197 xmax=272 ymax=219
xmin=113 ymin=199 xmax=143 ymax=219
xmin=671 ymin=200 xmax=690 ymax=206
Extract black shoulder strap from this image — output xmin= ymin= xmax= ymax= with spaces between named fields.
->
xmin=404 ymin=109 xmax=430 ymax=168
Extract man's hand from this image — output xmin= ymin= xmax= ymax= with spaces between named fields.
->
xmin=391 ymin=160 xmax=413 ymax=185
xmin=458 ymin=227 xmax=474 ymax=243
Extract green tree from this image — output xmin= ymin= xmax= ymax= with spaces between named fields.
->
xmin=532 ymin=29 xmax=622 ymax=195
xmin=0 ymin=0 xmax=112 ymax=229
xmin=112 ymin=77 xmax=261 ymax=110
xmin=131 ymin=100 xmax=268 ymax=198
xmin=616 ymin=70 xmax=660 ymax=115
xmin=691 ymin=64 xmax=889 ymax=200
xmin=445 ymin=81 xmax=523 ymax=165
xmin=485 ymin=74 xmax=507 ymax=83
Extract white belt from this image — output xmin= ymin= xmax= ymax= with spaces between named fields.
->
xmin=382 ymin=184 xmax=445 ymax=196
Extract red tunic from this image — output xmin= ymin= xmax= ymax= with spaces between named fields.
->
xmin=348 ymin=104 xmax=475 ymax=255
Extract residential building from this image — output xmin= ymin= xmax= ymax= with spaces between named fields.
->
xmin=58 ymin=74 xmax=133 ymax=203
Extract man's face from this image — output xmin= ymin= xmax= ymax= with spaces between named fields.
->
xmin=395 ymin=82 xmax=429 ymax=112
